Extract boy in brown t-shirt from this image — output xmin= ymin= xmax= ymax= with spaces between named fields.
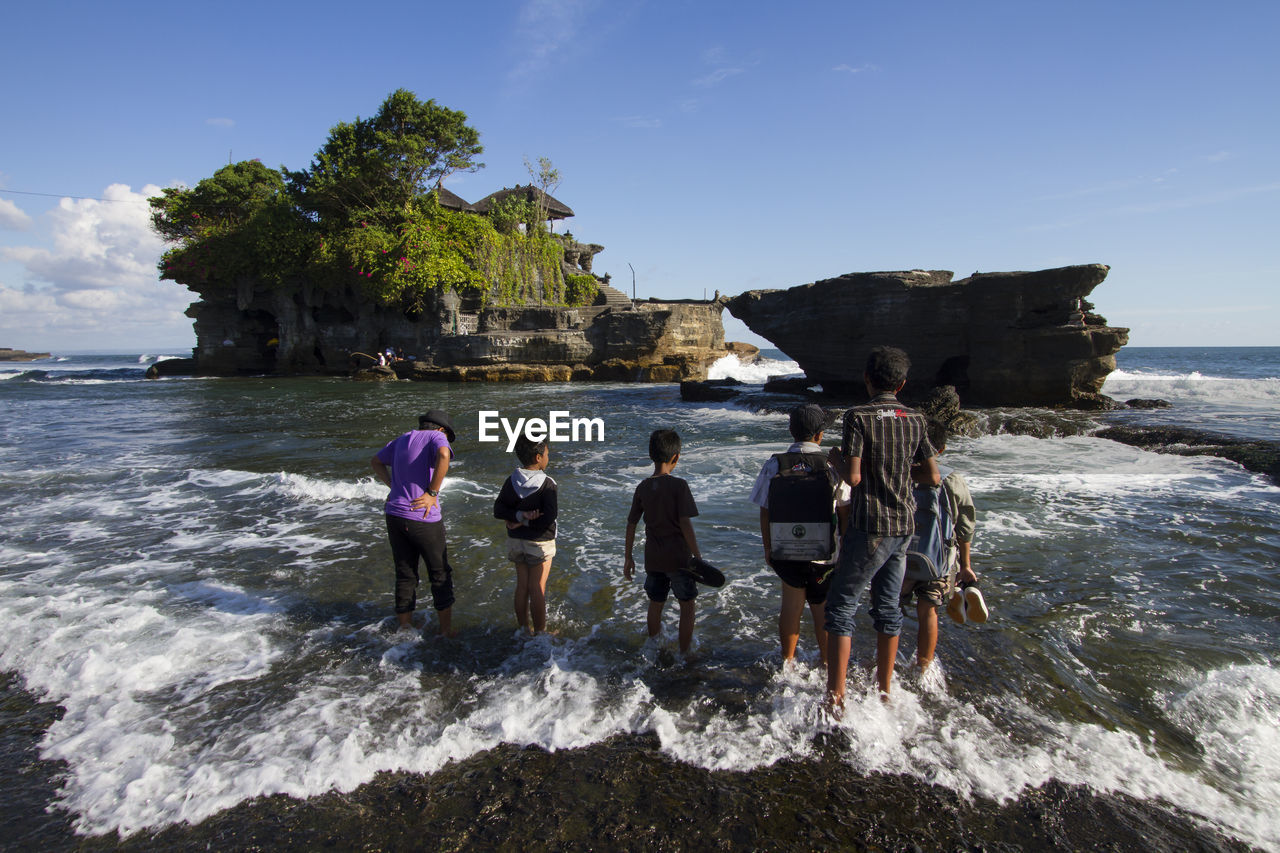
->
xmin=624 ymin=429 xmax=702 ymax=653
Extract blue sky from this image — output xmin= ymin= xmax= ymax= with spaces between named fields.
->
xmin=2 ymin=0 xmax=1277 ymax=351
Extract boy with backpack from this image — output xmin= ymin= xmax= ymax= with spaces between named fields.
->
xmin=901 ymin=419 xmax=984 ymax=672
xmin=749 ymin=404 xmax=851 ymax=667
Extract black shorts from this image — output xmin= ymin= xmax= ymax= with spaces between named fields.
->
xmin=385 ymin=514 xmax=455 ymax=613
xmin=772 ymin=559 xmax=832 ymax=606
xmin=644 ymin=571 xmax=697 ymax=603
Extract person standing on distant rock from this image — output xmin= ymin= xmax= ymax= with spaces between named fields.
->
xmin=371 ymin=411 xmax=458 ymax=636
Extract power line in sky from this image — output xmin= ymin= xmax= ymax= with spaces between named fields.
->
xmin=0 ymin=186 xmax=151 ymax=203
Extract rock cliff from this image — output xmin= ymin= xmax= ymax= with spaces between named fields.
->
xmin=182 ymin=280 xmax=725 ymax=382
xmin=725 ymin=264 xmax=1128 ymax=407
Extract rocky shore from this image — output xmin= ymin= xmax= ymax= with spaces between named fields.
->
xmin=157 ymin=257 xmax=1133 ymax=407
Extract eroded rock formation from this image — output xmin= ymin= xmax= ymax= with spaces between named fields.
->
xmin=726 ymin=264 xmax=1128 ymax=407
xmin=182 ymin=280 xmax=725 ymax=382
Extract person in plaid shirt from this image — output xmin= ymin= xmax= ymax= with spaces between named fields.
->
xmin=824 ymin=347 xmax=939 ymax=711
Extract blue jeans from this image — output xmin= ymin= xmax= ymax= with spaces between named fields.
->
xmin=824 ymin=529 xmax=911 ymax=637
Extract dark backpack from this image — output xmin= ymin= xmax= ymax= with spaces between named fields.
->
xmin=905 ymin=465 xmax=958 ymax=583
xmin=767 ymin=451 xmax=839 ymax=562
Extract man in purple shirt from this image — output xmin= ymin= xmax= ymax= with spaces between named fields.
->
xmin=371 ymin=410 xmax=457 ymax=636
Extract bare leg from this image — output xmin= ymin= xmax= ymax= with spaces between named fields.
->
xmin=396 ymin=611 xmax=413 ymax=628
xmin=436 ymin=606 xmax=453 ymax=638
xmin=826 ymin=633 xmax=851 ymax=710
xmin=875 ymin=632 xmax=899 ymax=696
xmin=779 ymin=583 xmax=807 ymax=662
xmin=513 ymin=560 xmax=530 ymax=632
xmin=916 ymin=599 xmax=938 ymax=670
xmin=527 ymin=558 xmax=552 ymax=633
xmin=647 ymin=600 xmax=664 ymax=638
xmin=677 ymin=599 xmax=695 ymax=654
xmin=810 ymin=601 xmax=828 ymax=666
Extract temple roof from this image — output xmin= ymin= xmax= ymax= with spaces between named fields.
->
xmin=469 ymin=185 xmax=574 ymax=219
xmin=432 ymin=186 xmax=470 ymax=211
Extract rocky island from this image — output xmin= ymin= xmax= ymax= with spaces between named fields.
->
xmin=725 ymin=263 xmax=1128 ymax=408
xmin=147 ymin=91 xmax=727 ymax=383
xmin=0 ymin=348 xmax=51 ymax=361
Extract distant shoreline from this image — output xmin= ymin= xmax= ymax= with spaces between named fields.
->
xmin=0 ymin=348 xmax=51 ymax=362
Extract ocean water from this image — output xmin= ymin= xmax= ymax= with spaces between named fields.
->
xmin=1 ymin=347 xmax=1277 ymax=849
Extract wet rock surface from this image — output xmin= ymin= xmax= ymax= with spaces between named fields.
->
xmin=1094 ymin=425 xmax=1280 ymax=482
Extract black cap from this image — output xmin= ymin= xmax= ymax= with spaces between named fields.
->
xmin=788 ymin=403 xmax=827 ymax=440
xmin=418 ymin=410 xmax=456 ymax=444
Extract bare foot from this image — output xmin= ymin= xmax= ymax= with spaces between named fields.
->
xmin=824 ymin=691 xmax=844 ymax=722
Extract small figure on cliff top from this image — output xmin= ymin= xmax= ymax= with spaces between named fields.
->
xmin=494 ymin=434 xmax=559 ymax=636
xmin=371 ymin=410 xmax=459 ymax=638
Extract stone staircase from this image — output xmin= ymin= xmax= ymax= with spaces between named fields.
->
xmin=594 ymin=283 xmax=634 ymax=311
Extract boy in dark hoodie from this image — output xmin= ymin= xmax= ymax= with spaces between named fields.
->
xmin=494 ymin=434 xmax=558 ymax=634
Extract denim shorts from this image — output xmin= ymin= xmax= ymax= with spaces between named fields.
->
xmin=644 ymin=570 xmax=698 ymax=603
xmin=823 ymin=529 xmax=910 ymax=637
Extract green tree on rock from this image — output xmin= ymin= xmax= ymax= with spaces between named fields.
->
xmin=150 ymin=159 xmax=290 ymax=244
xmin=151 ymin=159 xmax=311 ymax=290
xmin=291 ymin=89 xmax=484 ymax=228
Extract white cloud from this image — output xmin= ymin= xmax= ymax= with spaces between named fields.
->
xmin=693 ymin=66 xmax=744 ymax=88
xmin=509 ymin=0 xmax=597 ymax=81
xmin=833 ymin=63 xmax=876 ymax=74
xmin=692 ymin=45 xmax=752 ymax=88
xmin=615 ymin=115 xmax=662 ymax=128
xmin=0 ymin=183 xmax=197 ymax=348
xmin=0 ymin=197 xmax=32 ymax=230
xmin=206 ymin=117 xmax=236 ymax=128
xmin=1027 ymin=181 xmax=1280 ymax=230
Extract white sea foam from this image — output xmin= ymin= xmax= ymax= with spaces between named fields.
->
xmin=1104 ymin=373 xmax=1280 ymax=404
xmin=1164 ymin=665 xmax=1280 ymax=806
xmin=707 ymin=354 xmax=802 ymax=384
